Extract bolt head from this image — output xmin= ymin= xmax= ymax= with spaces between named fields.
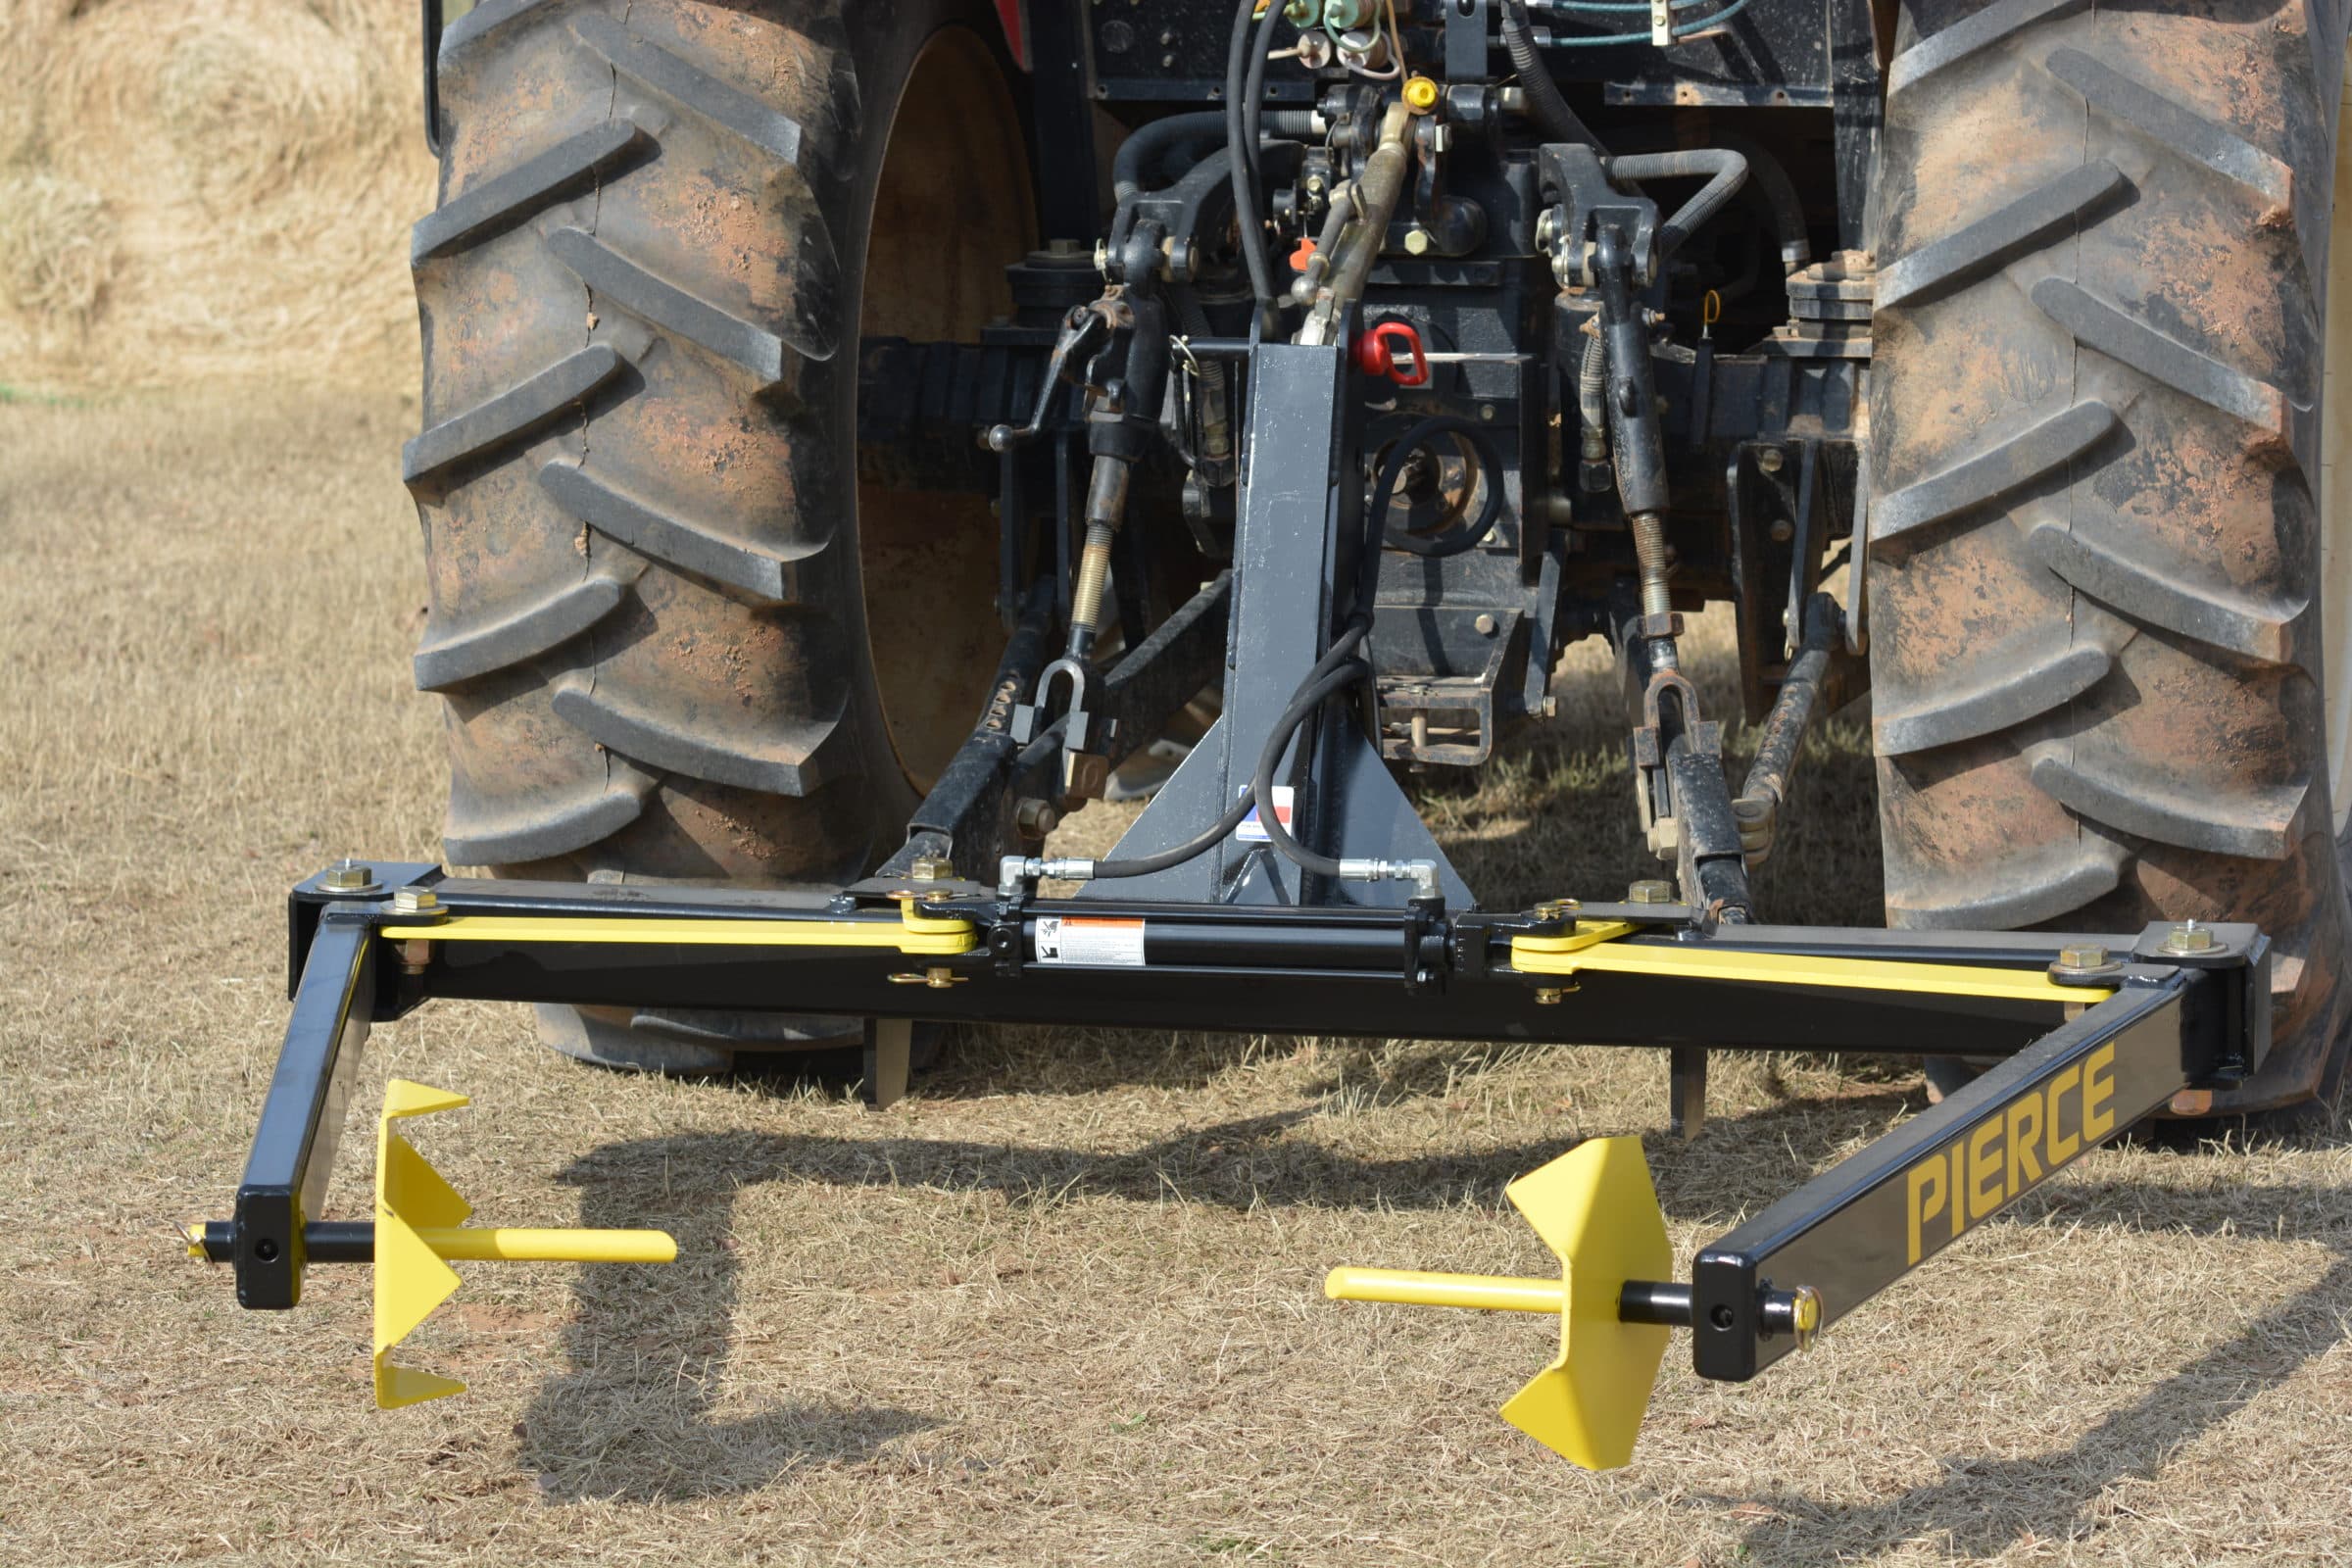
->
xmin=1402 ymin=226 xmax=1432 ymax=257
xmin=2165 ymin=921 xmax=2217 ymax=955
xmin=321 ymin=859 xmax=376 ymax=893
xmin=909 ymin=855 xmax=955 ymax=882
xmin=390 ymin=885 xmax=441 ymax=916
xmin=1755 ymin=447 xmax=1785 ymax=474
xmin=2055 ymin=943 xmax=2111 ymax=973
xmin=1789 ymin=1285 xmax=1823 ymax=1350
xmin=1473 ymin=612 xmax=1497 ymax=636
xmin=1627 ymin=879 xmax=1676 ymax=905
xmin=1534 ymin=987 xmax=1565 ymax=1005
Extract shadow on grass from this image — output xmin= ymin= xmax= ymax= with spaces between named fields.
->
xmin=552 ymin=1085 xmax=1921 ymax=1233
xmin=1700 ymin=1198 xmax=2352 ymax=1565
xmin=510 ymin=1090 xmax=1901 ymax=1497
xmin=515 ymin=1152 xmax=938 ymax=1501
xmin=521 ymin=1100 xmax=2347 ymax=1523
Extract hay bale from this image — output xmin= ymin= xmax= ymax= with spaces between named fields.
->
xmin=0 ymin=172 xmax=117 ymax=324
xmin=1 ymin=0 xmax=431 ymax=392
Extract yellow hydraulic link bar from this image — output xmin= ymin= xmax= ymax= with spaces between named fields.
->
xmin=381 ymin=900 xmax=977 ymax=956
xmin=1510 ymin=923 xmax=2113 ymax=1005
xmin=1326 ymin=1267 xmax=1562 ymax=1314
xmin=1510 ymin=918 xmax=1641 ymax=956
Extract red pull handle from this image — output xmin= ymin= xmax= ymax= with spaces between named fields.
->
xmin=1354 ymin=320 xmax=1430 ymax=387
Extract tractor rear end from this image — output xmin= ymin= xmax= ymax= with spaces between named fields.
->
xmin=188 ymin=0 xmax=2351 ymax=1469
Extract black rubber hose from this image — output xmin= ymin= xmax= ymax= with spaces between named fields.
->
xmin=1225 ymin=0 xmax=1286 ymax=328
xmin=1115 ymin=110 xmax=1319 ymax=204
xmin=1242 ymin=1 xmax=1286 ymax=304
xmin=1250 ymin=659 xmax=1374 ymax=879
xmin=1090 ymin=619 xmax=1372 ymax=878
xmin=1499 ymin=0 xmax=1600 ymax=148
xmin=1711 ymin=134 xmax=1806 ymax=272
xmin=1609 ymin=148 xmax=1749 ymax=265
xmin=1610 ymin=128 xmax=1808 ymax=272
xmin=1224 ymin=0 xmax=1272 ymax=315
xmin=1372 ymin=416 xmax=1508 ymax=558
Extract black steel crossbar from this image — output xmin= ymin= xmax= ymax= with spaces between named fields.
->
xmin=220 ymin=865 xmax=2269 ymax=1365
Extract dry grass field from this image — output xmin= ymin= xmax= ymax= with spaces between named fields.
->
xmin=2 ymin=390 xmax=2350 ymax=1566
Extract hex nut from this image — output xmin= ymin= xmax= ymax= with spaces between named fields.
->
xmin=909 ymin=855 xmax=955 ymax=882
xmin=321 ymin=859 xmax=377 ymax=894
xmin=2165 ymin=921 xmax=2217 ymax=955
xmin=390 ymin=885 xmax=443 ymax=918
xmin=2055 ymin=943 xmax=2110 ymax=973
xmin=1627 ymin=879 xmax=1676 ymax=905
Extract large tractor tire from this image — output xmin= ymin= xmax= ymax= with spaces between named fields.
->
xmin=1871 ymin=1 xmax=2352 ymax=1117
xmin=407 ymin=0 xmax=1029 ymax=1069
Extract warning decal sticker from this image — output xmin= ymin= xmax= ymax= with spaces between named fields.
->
xmin=1034 ymin=915 xmax=1147 ymax=967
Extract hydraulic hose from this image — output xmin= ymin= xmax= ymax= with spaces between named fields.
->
xmin=1609 ymin=148 xmax=1749 ymax=266
xmin=1114 ymin=110 xmax=1320 ymax=204
xmin=1090 ymin=619 xmax=1372 ymax=879
xmin=1225 ymin=0 xmax=1288 ymax=329
xmin=1498 ymin=0 xmax=1600 ymax=148
xmin=1250 ymin=659 xmax=1375 ymax=880
xmin=1610 ymin=128 xmax=1808 ymax=272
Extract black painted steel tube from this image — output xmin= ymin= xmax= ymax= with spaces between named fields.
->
xmin=1617 ymin=1280 xmax=1693 ymax=1327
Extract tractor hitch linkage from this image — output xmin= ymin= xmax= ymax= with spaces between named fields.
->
xmin=189 ymin=858 xmax=2268 ymax=1460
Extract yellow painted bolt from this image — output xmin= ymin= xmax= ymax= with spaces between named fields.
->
xmin=1403 ymin=74 xmax=1440 ymax=114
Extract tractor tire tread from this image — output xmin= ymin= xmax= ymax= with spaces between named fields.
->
xmin=1871 ymin=1 xmax=2352 ymax=1107
xmin=412 ymin=0 xmax=899 ymax=889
